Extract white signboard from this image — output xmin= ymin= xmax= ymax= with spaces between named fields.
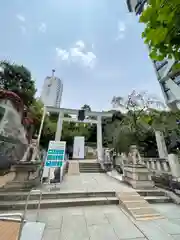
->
xmin=73 ymin=136 xmax=85 ymax=159
xmin=45 ymin=141 xmax=66 ymax=167
xmin=42 ymin=141 xmax=66 ymax=180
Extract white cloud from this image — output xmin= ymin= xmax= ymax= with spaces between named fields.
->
xmin=39 ymin=22 xmax=47 ymax=33
xmin=56 ymin=40 xmax=96 ymax=68
xmin=16 ymin=14 xmax=25 ymax=22
xmin=75 ymin=40 xmax=85 ymax=50
xmin=56 ymin=48 xmax=69 ymax=60
xmin=116 ymin=20 xmax=126 ymax=41
xmin=16 ymin=14 xmax=26 ymax=34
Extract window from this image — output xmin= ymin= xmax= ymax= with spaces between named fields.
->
xmin=161 ymin=82 xmax=173 ymax=100
xmin=155 ymin=60 xmax=168 ymax=71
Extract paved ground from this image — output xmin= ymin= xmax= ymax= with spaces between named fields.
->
xmin=42 ymin=173 xmax=136 ymax=193
xmin=20 ymin=205 xmax=147 ymax=240
xmin=13 ymin=204 xmax=180 ymax=240
xmin=39 ymin=173 xmax=180 ymax=239
xmin=152 ymin=203 xmax=180 ymax=226
xmin=2 ymin=173 xmax=180 ymax=239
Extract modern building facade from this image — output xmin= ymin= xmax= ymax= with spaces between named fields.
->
xmin=126 ymin=0 xmax=180 ymax=110
xmin=41 ymin=73 xmax=63 ymax=108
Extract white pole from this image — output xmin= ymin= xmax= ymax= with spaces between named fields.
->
xmin=37 ymin=107 xmax=46 ymax=146
xmin=97 ymin=115 xmax=103 ymax=162
xmin=55 ymin=111 xmax=64 ymax=141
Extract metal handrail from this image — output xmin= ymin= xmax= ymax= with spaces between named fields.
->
xmin=23 ymin=189 xmax=42 ymax=222
xmin=0 ymin=213 xmax=25 ymax=240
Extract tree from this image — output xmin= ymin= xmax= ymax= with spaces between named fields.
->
xmin=0 ymin=61 xmax=36 ymax=106
xmin=140 ymin=0 xmax=180 ymax=68
xmin=81 ymin=104 xmax=91 ymax=112
xmin=112 ymin=90 xmax=165 ymax=132
xmin=29 ymin=99 xmax=44 ymax=135
xmin=109 ymin=91 xmax=167 ymax=155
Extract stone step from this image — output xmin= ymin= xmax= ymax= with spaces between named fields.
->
xmin=144 ymin=196 xmax=172 ymax=203
xmin=136 ymin=189 xmax=166 ymax=197
xmin=79 ymin=165 xmax=101 ymax=168
xmin=0 ymin=197 xmax=118 ymax=210
xmin=79 ymin=166 xmax=102 ymax=168
xmin=79 ymin=167 xmax=102 ymax=170
xmin=79 ymin=163 xmax=100 ymax=165
xmin=79 ymin=169 xmax=104 ymax=172
xmin=80 ymin=170 xmax=104 ymax=172
xmin=0 ymin=191 xmax=115 ymax=201
xmin=80 ymin=170 xmax=104 ymax=173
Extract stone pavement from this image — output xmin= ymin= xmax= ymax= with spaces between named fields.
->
xmin=54 ymin=173 xmax=136 ymax=193
xmin=2 ymin=173 xmax=180 ymax=239
xmin=12 ymin=204 xmax=180 ymax=240
xmin=40 ymin=205 xmax=147 ymax=240
xmin=38 ymin=173 xmax=180 ymax=239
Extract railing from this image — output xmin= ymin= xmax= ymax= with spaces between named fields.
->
xmin=143 ymin=158 xmax=171 ymax=175
xmin=23 ymin=189 xmax=42 ymax=222
xmin=115 ymin=156 xmax=171 ymax=175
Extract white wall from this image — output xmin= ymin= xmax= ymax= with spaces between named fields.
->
xmin=73 ymin=136 xmax=85 ymax=159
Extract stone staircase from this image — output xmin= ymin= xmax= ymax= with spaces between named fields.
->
xmin=0 ymin=188 xmax=172 ymax=211
xmin=79 ymin=162 xmax=104 ymax=173
xmin=136 ymin=189 xmax=172 ymax=203
xmin=0 ymin=191 xmax=117 ymax=210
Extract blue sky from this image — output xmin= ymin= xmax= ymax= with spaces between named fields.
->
xmin=0 ymin=0 xmax=163 ymax=111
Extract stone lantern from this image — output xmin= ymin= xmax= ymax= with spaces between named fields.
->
xmin=123 ymin=145 xmax=155 ymax=189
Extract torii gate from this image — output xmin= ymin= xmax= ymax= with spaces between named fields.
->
xmin=38 ymin=106 xmax=112 ymax=161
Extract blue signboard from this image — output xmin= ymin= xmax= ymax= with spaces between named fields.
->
xmin=45 ymin=141 xmax=66 ymax=168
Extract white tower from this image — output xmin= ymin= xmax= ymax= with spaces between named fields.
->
xmin=41 ymin=70 xmax=63 ymax=107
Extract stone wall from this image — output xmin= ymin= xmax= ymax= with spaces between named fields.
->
xmin=0 ymin=136 xmax=27 ymax=162
xmin=0 ymin=100 xmax=28 ymax=164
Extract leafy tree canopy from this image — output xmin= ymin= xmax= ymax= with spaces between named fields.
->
xmin=140 ymin=0 xmax=180 ymax=68
xmin=81 ymin=104 xmax=91 ymax=111
xmin=0 ymin=61 xmax=36 ymax=106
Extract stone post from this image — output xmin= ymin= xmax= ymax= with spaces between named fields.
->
xmin=97 ymin=115 xmax=103 ymax=162
xmin=2 ymin=163 xmax=40 ymax=190
xmin=155 ymin=131 xmax=168 ymax=159
xmin=168 ymin=154 xmax=180 ymax=179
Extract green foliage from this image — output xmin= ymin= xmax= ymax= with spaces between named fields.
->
xmin=81 ymin=104 xmax=91 ymax=111
xmin=0 ymin=61 xmax=36 ymax=106
xmin=140 ymin=0 xmax=180 ymax=63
